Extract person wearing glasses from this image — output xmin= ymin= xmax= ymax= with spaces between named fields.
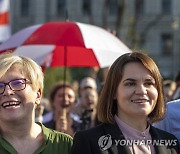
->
xmin=71 ymin=52 xmax=179 ymax=154
xmin=0 ymin=53 xmax=72 ymax=154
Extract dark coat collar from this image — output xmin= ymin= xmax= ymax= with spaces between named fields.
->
xmin=101 ymin=122 xmax=132 ymax=154
xmin=100 ymin=123 xmax=179 ymax=154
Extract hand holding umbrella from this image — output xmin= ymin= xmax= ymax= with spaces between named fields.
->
xmin=55 ymin=107 xmax=68 ymax=132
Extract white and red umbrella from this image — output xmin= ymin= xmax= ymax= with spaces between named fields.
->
xmin=0 ymin=21 xmax=131 ymax=68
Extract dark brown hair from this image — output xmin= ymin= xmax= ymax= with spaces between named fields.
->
xmin=97 ymin=52 xmax=165 ymax=124
xmin=49 ymin=82 xmax=73 ymax=103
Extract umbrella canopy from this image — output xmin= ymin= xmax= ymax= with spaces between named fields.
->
xmin=0 ymin=21 xmax=131 ymax=68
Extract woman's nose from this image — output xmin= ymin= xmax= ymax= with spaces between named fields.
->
xmin=135 ymin=84 xmax=147 ymax=95
xmin=3 ymin=85 xmax=14 ymax=95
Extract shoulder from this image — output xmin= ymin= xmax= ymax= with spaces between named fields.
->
xmin=71 ymin=124 xmax=107 ymax=154
xmin=73 ymin=123 xmax=113 ymax=144
xmin=165 ymin=99 xmax=180 ymax=116
xmin=44 ymin=124 xmax=72 ymax=142
xmin=73 ymin=122 xmax=120 ymax=144
xmin=51 ymin=129 xmax=73 ymax=143
xmin=151 ymin=126 xmax=180 ymax=153
xmin=40 ymin=123 xmax=73 ymax=145
xmin=74 ymin=123 xmax=108 ymax=136
xmin=151 ymin=125 xmax=178 ymax=140
xmin=167 ymin=99 xmax=180 ymax=108
xmin=35 ymin=123 xmax=73 ymax=154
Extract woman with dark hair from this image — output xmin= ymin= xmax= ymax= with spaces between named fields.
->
xmin=43 ymin=82 xmax=76 ymax=136
xmin=71 ymin=52 xmax=179 ymax=154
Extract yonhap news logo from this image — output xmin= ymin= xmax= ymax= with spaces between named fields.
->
xmin=98 ymin=134 xmax=178 ymax=151
xmin=114 ymin=139 xmax=178 ymax=146
xmin=98 ymin=134 xmax=112 ymax=151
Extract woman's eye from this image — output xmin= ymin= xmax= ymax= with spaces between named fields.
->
xmin=125 ymin=82 xmax=135 ymax=86
xmin=145 ymin=82 xmax=155 ymax=86
xmin=0 ymin=83 xmax=4 ymax=88
xmin=12 ymin=80 xmax=24 ymax=86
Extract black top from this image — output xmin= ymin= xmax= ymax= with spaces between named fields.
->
xmin=71 ymin=122 xmax=180 ymax=154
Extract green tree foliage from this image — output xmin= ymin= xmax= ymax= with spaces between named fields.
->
xmin=43 ymin=67 xmax=71 ymax=97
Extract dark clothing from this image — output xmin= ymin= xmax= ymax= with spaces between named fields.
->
xmin=43 ymin=119 xmax=56 ymax=130
xmin=71 ymin=122 xmax=180 ymax=154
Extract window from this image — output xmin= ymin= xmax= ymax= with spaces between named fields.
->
xmin=21 ymin=0 xmax=30 ymax=17
xmin=109 ymin=0 xmax=118 ymax=15
xmin=57 ymin=0 xmax=66 ymax=17
xmin=82 ymin=0 xmax=91 ymax=15
xmin=135 ymin=0 xmax=144 ymax=15
xmin=162 ymin=0 xmax=171 ymax=14
xmin=161 ymin=33 xmax=173 ymax=55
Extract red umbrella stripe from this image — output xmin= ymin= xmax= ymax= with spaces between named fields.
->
xmin=23 ymin=22 xmax=86 ymax=47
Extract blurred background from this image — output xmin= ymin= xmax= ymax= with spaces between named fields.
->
xmin=1 ymin=0 xmax=180 ymax=96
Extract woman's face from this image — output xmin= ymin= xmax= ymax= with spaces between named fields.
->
xmin=0 ymin=64 xmax=41 ymax=123
xmin=116 ymin=62 xmax=158 ymax=121
xmin=81 ymin=89 xmax=98 ymax=110
xmin=52 ymin=87 xmax=75 ymax=111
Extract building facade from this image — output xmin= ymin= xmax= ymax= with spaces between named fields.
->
xmin=10 ymin=0 xmax=180 ymax=79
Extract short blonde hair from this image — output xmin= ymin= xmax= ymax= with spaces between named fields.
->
xmin=97 ymin=52 xmax=165 ymax=124
xmin=0 ymin=53 xmax=44 ymax=92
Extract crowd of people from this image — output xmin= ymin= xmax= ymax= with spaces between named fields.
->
xmin=35 ymin=76 xmax=99 ymax=137
xmin=0 ymin=52 xmax=179 ymax=154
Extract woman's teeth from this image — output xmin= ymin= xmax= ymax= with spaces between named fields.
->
xmin=2 ymin=101 xmax=20 ymax=108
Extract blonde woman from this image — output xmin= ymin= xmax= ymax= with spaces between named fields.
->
xmin=0 ymin=53 xmax=72 ymax=154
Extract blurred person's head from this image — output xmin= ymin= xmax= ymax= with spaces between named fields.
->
xmin=163 ymin=80 xmax=176 ymax=102
xmin=49 ymin=82 xmax=76 ymax=113
xmin=80 ymin=77 xmax=97 ymax=90
xmin=79 ymin=77 xmax=97 ymax=96
xmin=172 ymin=71 xmax=180 ymax=100
xmin=175 ymin=71 xmax=180 ymax=86
xmin=71 ymin=80 xmax=79 ymax=97
xmin=97 ymin=52 xmax=165 ymax=124
xmin=81 ymin=89 xmax=98 ymax=110
xmin=40 ymin=97 xmax=51 ymax=112
xmin=35 ymin=104 xmax=44 ymax=118
xmin=35 ymin=97 xmax=51 ymax=118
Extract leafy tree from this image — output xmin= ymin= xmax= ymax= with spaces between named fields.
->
xmin=43 ymin=67 xmax=71 ymax=97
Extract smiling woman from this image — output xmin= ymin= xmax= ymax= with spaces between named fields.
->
xmin=0 ymin=78 xmax=30 ymax=94
xmin=0 ymin=53 xmax=72 ymax=154
xmin=71 ymin=52 xmax=180 ymax=154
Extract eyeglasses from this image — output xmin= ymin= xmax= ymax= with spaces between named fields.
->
xmin=0 ymin=78 xmax=31 ymax=94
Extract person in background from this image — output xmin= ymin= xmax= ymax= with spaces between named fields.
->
xmin=35 ymin=97 xmax=51 ymax=123
xmin=79 ymin=77 xmax=97 ymax=96
xmin=71 ymin=52 xmax=179 ymax=154
xmin=163 ymin=80 xmax=176 ymax=102
xmin=70 ymin=77 xmax=98 ymax=131
xmin=71 ymin=80 xmax=79 ymax=97
xmin=35 ymin=103 xmax=44 ymax=123
xmin=0 ymin=53 xmax=72 ymax=154
xmin=172 ymin=71 xmax=180 ymax=100
xmin=75 ymin=76 xmax=97 ymax=106
xmin=43 ymin=82 xmax=76 ymax=136
xmin=71 ymin=88 xmax=98 ymax=131
xmin=153 ymin=99 xmax=180 ymax=142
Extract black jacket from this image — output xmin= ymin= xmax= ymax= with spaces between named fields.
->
xmin=71 ymin=122 xmax=180 ymax=154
